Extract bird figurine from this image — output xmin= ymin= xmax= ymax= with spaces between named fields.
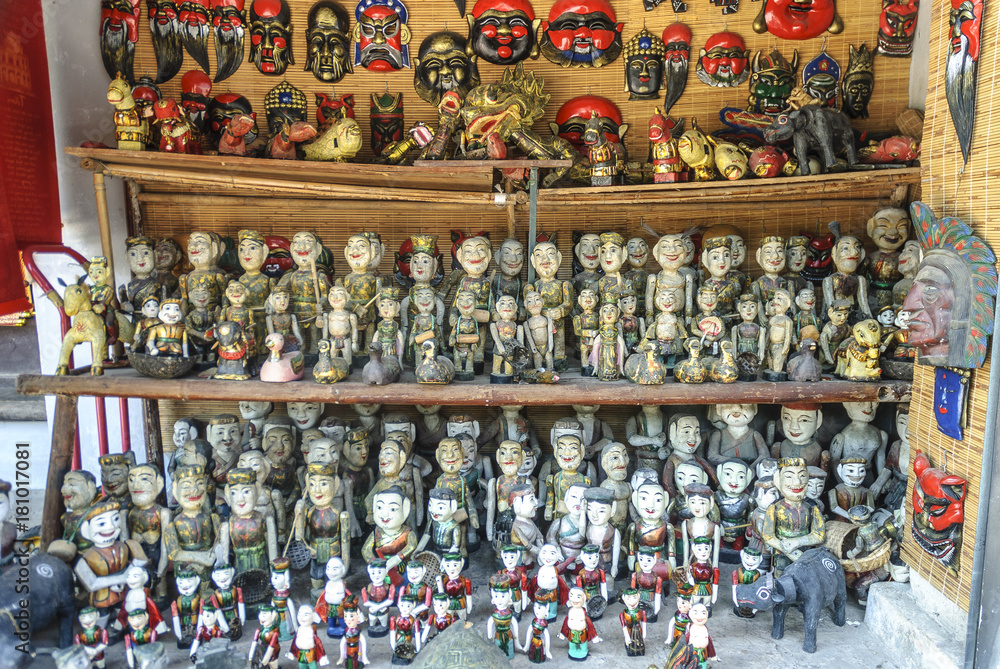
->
xmin=674 ymin=337 xmax=708 ymax=384
xmin=313 ymin=339 xmax=351 ymax=384
xmin=260 ymin=333 xmax=305 ymax=382
xmin=414 ymin=340 xmax=455 ymax=384
xmin=787 ymin=337 xmax=823 ymax=382
xmin=521 ymin=368 xmax=561 ymax=384
xmin=624 ymin=340 xmax=667 ymax=385
xmin=709 ymin=340 xmax=739 ymax=383
xmin=303 ymin=117 xmax=364 ymax=162
xmin=362 ymin=341 xmax=401 ymax=385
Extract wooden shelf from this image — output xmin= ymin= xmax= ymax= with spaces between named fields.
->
xmin=16 ymin=370 xmax=911 ymax=406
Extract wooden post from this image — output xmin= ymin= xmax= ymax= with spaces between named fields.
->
xmin=41 ymin=394 xmax=78 ymax=550
xmin=527 ymin=167 xmax=539 ymax=286
xmin=92 ymin=171 xmax=118 ymax=290
xmin=142 ymin=398 xmax=167 ymax=507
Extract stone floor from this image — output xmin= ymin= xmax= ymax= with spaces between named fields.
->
xmin=30 ymin=543 xmax=904 ymax=669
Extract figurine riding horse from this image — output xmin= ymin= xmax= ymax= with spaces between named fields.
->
xmin=55 ymin=277 xmax=108 ymax=376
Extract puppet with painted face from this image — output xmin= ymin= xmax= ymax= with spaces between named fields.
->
xmin=878 ymin=0 xmax=919 ymax=57
xmin=180 ymin=69 xmax=212 ymax=134
xmin=752 ymin=0 xmax=843 ymax=40
xmin=466 ymin=0 xmax=540 ymax=66
xmin=696 ymin=31 xmax=749 ymax=88
xmin=802 ymin=51 xmax=840 ymax=108
xmin=623 ymin=29 xmax=664 ymax=102
xmin=414 ymin=32 xmax=481 ymax=106
xmin=305 ymin=1 xmax=353 ymax=83
xmin=660 ymin=23 xmax=691 ymax=114
xmin=212 ymin=0 xmax=247 ymax=82
xmin=100 ymin=0 xmax=142 ymax=83
xmin=248 ymin=0 xmax=294 ymax=75
xmin=539 ymin=0 xmax=624 ymax=69
xmin=842 ymin=44 xmax=875 ymax=120
xmin=353 ymin=0 xmax=411 ymax=71
xmin=947 ymin=0 xmax=983 ymax=164
xmin=747 ymin=48 xmax=799 ymax=116
xmin=862 ymin=207 xmax=910 ymax=311
xmin=148 ymin=0 xmax=184 ymax=84
xmin=206 ymin=92 xmax=259 ymax=144
xmin=552 ymin=95 xmax=627 ymax=164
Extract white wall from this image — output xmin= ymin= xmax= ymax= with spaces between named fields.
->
xmin=908 ymin=0 xmax=933 ymax=110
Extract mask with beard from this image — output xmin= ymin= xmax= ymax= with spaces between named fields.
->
xmin=353 ymin=0 xmax=412 ymax=71
xmin=370 ymin=91 xmax=404 ymax=154
xmin=147 ymin=0 xmax=184 ymax=83
xmin=622 ymin=29 xmax=664 ymax=101
xmin=696 ymin=31 xmax=750 ymax=88
xmin=550 ymin=95 xmax=625 ymax=155
xmin=539 ymin=0 xmax=624 ymax=69
xmin=181 ymin=70 xmax=212 ymax=132
xmin=946 ymin=0 xmax=983 ymax=165
xmin=264 ymin=81 xmax=308 ymax=135
xmin=465 ymin=0 xmax=540 ymax=66
xmin=752 ymin=0 xmax=843 ymax=40
xmin=661 ymin=22 xmax=690 ymax=115
xmin=179 ymin=0 xmax=212 ymax=73
xmin=878 ymin=0 xmax=919 ymax=57
xmin=746 ymin=48 xmax=799 ymax=116
xmin=249 ymin=0 xmax=295 ymax=75
xmin=212 ymin=0 xmax=247 ymax=82
xmin=305 ymin=1 xmax=353 ymax=83
xmin=100 ymin=0 xmax=142 ymax=83
xmin=413 ymin=32 xmax=481 ymax=106
xmin=842 ymin=43 xmax=875 ymax=120
xmin=207 ymin=92 xmax=260 ymax=144
xmin=802 ymin=51 xmax=840 ymax=108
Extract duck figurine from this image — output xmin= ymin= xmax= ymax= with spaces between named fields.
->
xmin=787 ymin=337 xmax=823 ymax=382
xmin=414 ymin=340 xmax=455 ymax=385
xmin=362 ymin=341 xmax=401 ymax=385
xmin=260 ymin=333 xmax=305 ymax=382
xmin=709 ymin=340 xmax=739 ymax=384
xmin=313 ymin=338 xmax=351 ymax=384
xmin=674 ymin=337 xmax=708 ymax=384
xmin=624 ymin=340 xmax=667 ymax=385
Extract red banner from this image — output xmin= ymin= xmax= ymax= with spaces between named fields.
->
xmin=0 ymin=0 xmax=62 ymax=315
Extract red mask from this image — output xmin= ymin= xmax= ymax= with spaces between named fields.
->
xmin=753 ymin=0 xmax=842 ymax=41
xmin=263 ymin=235 xmax=293 ymax=277
xmin=749 ymin=146 xmax=788 ymax=177
xmin=696 ymin=31 xmax=750 ymax=87
xmin=103 ymin=0 xmax=142 ymax=43
xmin=878 ymin=0 xmax=919 ymax=57
xmin=468 ymin=0 xmax=539 ymax=66
xmin=539 ymin=0 xmax=624 ymax=68
xmin=859 ymin=136 xmax=920 ymax=164
xmin=950 ymin=0 xmax=983 ymax=62
xmin=353 ymin=0 xmax=411 ymax=71
xmin=212 ymin=0 xmax=245 ymax=28
xmin=912 ymin=451 xmax=966 ymax=532
xmin=179 ymin=0 xmax=210 ymax=26
xmin=181 ymin=70 xmax=212 ymax=105
xmin=553 ymin=95 xmax=624 ymax=150
xmin=315 ymin=93 xmax=356 ymax=126
xmin=662 ymin=23 xmax=691 ymax=65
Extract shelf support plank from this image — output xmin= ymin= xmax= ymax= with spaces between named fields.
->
xmin=41 ymin=394 xmax=78 ymax=550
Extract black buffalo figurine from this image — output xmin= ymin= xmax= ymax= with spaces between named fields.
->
xmin=0 ymin=552 xmax=76 ymax=668
xmin=733 ymin=547 xmax=847 ymax=653
xmin=763 ymin=106 xmax=858 ymax=176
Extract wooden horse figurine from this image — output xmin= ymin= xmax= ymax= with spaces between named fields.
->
xmin=581 ymin=111 xmax=617 ymax=187
xmin=266 ymin=120 xmax=317 ymax=160
xmin=53 ymin=277 xmax=108 ymax=376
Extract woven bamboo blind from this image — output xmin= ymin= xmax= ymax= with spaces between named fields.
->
xmin=897 ymin=0 xmax=1000 ymax=613
xmin=127 ymin=0 xmax=911 ymax=164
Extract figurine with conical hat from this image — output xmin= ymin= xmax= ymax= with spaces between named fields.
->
xmin=487 ymin=574 xmax=519 ymax=660
xmin=339 ymin=596 xmax=370 ymax=669
xmin=270 ymin=557 xmax=298 ymax=641
xmin=666 ymin=579 xmax=695 ymax=648
xmin=375 ymin=286 xmax=405 ymax=359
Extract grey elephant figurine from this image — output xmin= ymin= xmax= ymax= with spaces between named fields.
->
xmin=763 ymin=106 xmax=857 ymax=176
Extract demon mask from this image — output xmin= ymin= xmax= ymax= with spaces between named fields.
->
xmin=802 ymin=51 xmax=840 ymax=108
xmin=747 ymin=48 xmax=799 ymax=115
xmin=623 ymin=29 xmax=665 ymax=101
xmin=148 ymin=0 xmax=184 ymax=83
xmin=207 ymin=92 xmax=259 ymax=143
xmin=539 ymin=0 xmax=624 ymax=69
xmin=100 ymin=0 xmax=142 ymax=83
xmin=661 ymin=22 xmax=691 ymax=114
xmin=878 ymin=0 xmax=919 ymax=57
xmin=414 ymin=31 xmax=481 ymax=106
xmin=946 ymin=0 xmax=984 ymax=164
xmin=550 ymin=95 xmax=627 ymax=155
xmin=752 ymin=0 xmax=843 ymax=40
xmin=370 ymin=91 xmax=404 ymax=155
xmin=212 ymin=0 xmax=247 ymax=82
xmin=912 ymin=450 xmax=966 ymax=573
xmin=178 ymin=0 xmax=212 ymax=72
xmin=353 ymin=0 xmax=412 ymax=71
xmin=306 ymin=1 xmax=353 ymax=82
xmin=181 ymin=69 xmax=212 ymax=132
xmin=466 ymin=0 xmax=540 ymax=66
xmin=800 ymin=231 xmax=836 ymax=282
xmin=249 ymin=0 xmax=295 ymax=75
xmin=842 ymin=43 xmax=875 ymax=119
xmin=696 ymin=31 xmax=750 ymax=88
xmin=316 ymin=93 xmax=356 ymax=127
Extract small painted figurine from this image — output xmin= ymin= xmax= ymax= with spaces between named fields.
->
xmin=558 ymin=587 xmax=602 ymax=660
xmin=674 ymin=338 xmax=708 ymax=383
xmin=207 ymin=563 xmax=245 ymax=641
xmin=823 ymin=234 xmax=873 ymax=323
xmin=112 ymin=567 xmax=167 ymax=637
xmin=343 ymin=233 xmax=381 ymax=353
xmin=126 ymin=463 xmax=170 ymax=596
xmin=322 ymin=284 xmax=360 ymax=368
xmin=731 ymin=547 xmax=764 ymax=618
xmin=794 ymin=289 xmax=822 ymax=342
xmin=714 ymin=459 xmax=753 ymax=551
xmin=269 ymin=557 xmax=298 ymax=642
xmin=74 ymin=498 xmax=145 ymax=620
xmin=575 ymin=545 xmax=608 ymax=619
xmin=361 ymin=487 xmax=418 ymax=586
xmin=627 ymin=405 xmax=668 ymax=473
xmin=451 ymin=236 xmax=494 ymax=370
xmin=707 ymin=404 xmax=768 ymax=469
xmin=74 ymin=607 xmax=109 ymax=669
xmin=763 ymin=289 xmax=794 ymax=381
xmin=424 ymin=593 xmax=458 ymax=644
xmin=485 ymin=440 xmax=527 ymax=554
xmin=188 ymin=604 xmax=226 ymax=662
xmin=546 ymin=483 xmax=588 ymax=565
xmin=437 ymin=552 xmax=473 ymax=620
xmin=295 ymin=463 xmax=352 ymax=590
xmin=862 ymin=207 xmax=910 ymax=310
xmin=600 ymin=444 xmax=632 ymax=533
xmin=118 ymin=236 xmax=161 ymax=321
xmin=665 ymin=585 xmax=694 ymax=648
xmin=631 ymin=547 xmax=663 ymax=622
xmin=171 ymin=569 xmax=202 ymax=649
xmin=619 ymin=587 xmax=647 ymax=656
xmin=589 ymin=293 xmax=626 ymax=381
xmin=219 ymin=281 xmax=256 ymax=352
xmin=545 ymin=435 xmax=593 ymax=522
xmin=490 ymin=294 xmax=525 ymax=383
xmin=184 ymin=286 xmax=217 ymax=363
xmin=266 ymin=288 xmax=304 ymax=353
xmin=524 ymin=290 xmax=555 ymax=371
xmin=820 ymin=299 xmax=852 ymax=370
xmin=686 ymin=535 xmax=720 ymax=612
xmin=510 ymin=484 xmax=546 ymax=567
xmin=433 ymin=437 xmax=479 ymax=550
xmin=829 ymin=458 xmax=875 ymax=520
xmin=417 ymin=487 xmax=464 ymax=557
xmin=339 ymin=599 xmax=371 ymax=669
xmin=180 ymin=231 xmax=228 ymax=312
xmin=214 ymin=321 xmax=251 ymax=380
xmin=626 ymin=480 xmax=675 ymax=579
xmin=108 ymin=74 xmax=150 ymax=151
xmin=276 ymin=231 xmax=331 ymax=353
xmin=487 ymin=575 xmax=519 ymax=660
xmin=123 ymin=600 xmax=158 ymax=669
xmin=761 ymin=458 xmax=826 ymax=575
xmin=315 ymin=558 xmax=352 ymax=639
xmin=649 ymin=110 xmax=686 ymax=183
xmin=583 ymin=488 xmax=621 ymax=578
xmin=572 ymin=288 xmax=599 ymax=376
xmin=683 ymin=602 xmax=718 ymax=665
xmin=526 ymin=242 xmax=575 ymax=371
xmin=397 ymin=560 xmax=433 ymax=626
xmin=375 ymin=287 xmax=405 ymax=359
xmin=522 ymin=600 xmax=554 ymax=663
xmin=49 ymin=274 xmax=108 ymax=375
xmin=389 ymin=595 xmax=422 ymax=664
xmin=360 ymin=559 xmax=394 ymax=637
xmin=449 ymin=290 xmax=481 ymax=380
xmin=839 ymin=319 xmax=883 ymax=382
xmin=530 ymin=544 xmax=570 ymax=622
xmin=492 ymin=239 xmax=525 ymax=318
xmin=250 ymin=604 xmax=283 ymax=669
xmin=772 ymin=403 xmax=827 ymax=468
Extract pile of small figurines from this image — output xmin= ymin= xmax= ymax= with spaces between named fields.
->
xmin=59 ymin=207 xmax=917 ymax=387
xmin=47 ymin=396 xmax=911 ymax=667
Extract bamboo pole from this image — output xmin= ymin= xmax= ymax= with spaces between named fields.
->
xmin=92 ymin=172 xmax=118 ymax=289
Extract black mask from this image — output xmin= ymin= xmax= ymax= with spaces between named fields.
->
xmin=305 ymin=1 xmax=353 ymax=82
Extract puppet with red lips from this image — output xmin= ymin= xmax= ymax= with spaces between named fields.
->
xmin=911 ymin=450 xmax=966 ymax=573
xmin=100 ymin=0 xmax=142 ymax=83
xmin=539 ymin=0 xmax=624 ymax=69
xmin=466 ymin=0 xmax=541 ymax=65
xmin=249 ymin=0 xmax=295 ymax=75
xmin=752 ymin=0 xmax=843 ymax=41
xmin=696 ymin=31 xmax=750 ymax=88
xmin=212 ymin=0 xmax=247 ymax=82
xmin=179 ymin=0 xmax=213 ymax=72
xmin=353 ymin=0 xmax=412 ymax=72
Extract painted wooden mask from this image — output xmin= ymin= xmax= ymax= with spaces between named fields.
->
xmin=877 ymin=0 xmax=919 ymax=57
xmin=752 ymin=0 xmax=843 ymax=40
xmin=263 ymin=81 xmax=307 ymax=135
xmin=211 ymin=0 xmax=247 ymax=82
xmin=249 ymin=0 xmax=295 ymax=75
xmin=746 ymin=48 xmax=799 ymax=115
xmin=352 ymin=0 xmax=411 ymax=71
xmin=623 ymin=29 xmax=665 ymax=101
xmin=802 ymin=51 xmax=840 ymax=108
xmin=369 ymin=91 xmax=404 ymax=154
xmin=539 ymin=0 xmax=624 ymax=69
xmin=305 ymin=0 xmax=353 ymax=82
xmin=207 ymin=92 xmax=259 ymax=143
xmin=661 ymin=23 xmax=691 ymax=114
xmin=179 ymin=0 xmax=212 ymax=72
xmin=550 ymin=95 xmax=626 ymax=153
xmin=100 ymin=0 xmax=142 ymax=83
xmin=466 ymin=0 xmax=540 ymax=66
xmin=842 ymin=43 xmax=875 ymax=119
xmin=181 ymin=69 xmax=212 ymax=131
xmin=316 ymin=93 xmax=356 ymax=127
xmin=912 ymin=450 xmax=966 ymax=573
xmin=147 ymin=0 xmax=183 ymax=84
xmin=132 ymin=77 xmax=162 ymax=116
xmin=413 ymin=31 xmax=481 ymax=106
xmin=946 ymin=0 xmax=984 ymax=164
xmin=696 ymin=31 xmax=749 ymax=88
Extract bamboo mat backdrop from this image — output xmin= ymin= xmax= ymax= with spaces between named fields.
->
xmin=897 ymin=0 xmax=1000 ymax=613
xmin=126 ymin=0 xmax=912 ymax=164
